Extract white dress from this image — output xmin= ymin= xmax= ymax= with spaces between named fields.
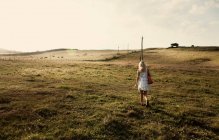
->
xmin=138 ymin=70 xmax=150 ymax=91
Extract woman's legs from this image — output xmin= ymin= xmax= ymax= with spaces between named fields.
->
xmin=140 ymin=90 xmax=148 ymax=105
xmin=143 ymin=91 xmax=150 ymax=106
xmin=140 ymin=90 xmax=150 ymax=106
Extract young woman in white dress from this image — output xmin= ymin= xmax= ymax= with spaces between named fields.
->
xmin=135 ymin=61 xmax=150 ymax=106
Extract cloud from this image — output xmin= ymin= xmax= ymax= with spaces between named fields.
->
xmin=189 ymin=0 xmax=219 ymax=15
xmin=0 ymin=0 xmax=219 ymax=51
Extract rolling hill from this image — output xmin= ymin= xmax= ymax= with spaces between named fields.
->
xmin=0 ymin=48 xmax=20 ymax=54
xmin=0 ymin=48 xmax=132 ymax=61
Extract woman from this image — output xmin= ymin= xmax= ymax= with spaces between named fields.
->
xmin=135 ymin=61 xmax=151 ymax=107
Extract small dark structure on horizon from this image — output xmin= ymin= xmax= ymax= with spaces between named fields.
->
xmin=170 ymin=43 xmax=179 ymax=48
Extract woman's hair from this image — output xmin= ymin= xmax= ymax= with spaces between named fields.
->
xmin=138 ymin=61 xmax=146 ymax=72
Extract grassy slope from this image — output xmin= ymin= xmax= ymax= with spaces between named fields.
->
xmin=0 ymin=48 xmax=219 ymax=140
xmin=0 ymin=49 xmax=130 ymax=61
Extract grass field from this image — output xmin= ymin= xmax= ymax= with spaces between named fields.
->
xmin=0 ymin=48 xmax=219 ymax=139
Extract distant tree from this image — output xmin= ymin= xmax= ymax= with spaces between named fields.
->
xmin=170 ymin=43 xmax=179 ymax=48
xmin=191 ymin=45 xmax=195 ymax=47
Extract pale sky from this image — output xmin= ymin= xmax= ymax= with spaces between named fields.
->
xmin=0 ymin=0 xmax=219 ymax=52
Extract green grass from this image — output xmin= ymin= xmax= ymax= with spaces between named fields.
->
xmin=0 ymin=48 xmax=219 ymax=139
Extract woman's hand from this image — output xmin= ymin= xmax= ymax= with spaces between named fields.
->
xmin=134 ymin=84 xmax=138 ymax=87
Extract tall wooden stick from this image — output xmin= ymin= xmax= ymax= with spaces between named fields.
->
xmin=117 ymin=45 xmax=120 ymax=54
xmin=141 ymin=36 xmax=144 ymax=61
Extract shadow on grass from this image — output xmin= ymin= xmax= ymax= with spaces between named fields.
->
xmin=177 ymin=113 xmax=219 ymax=135
xmin=35 ymin=108 xmax=57 ymax=119
xmin=149 ymin=105 xmax=218 ymax=136
xmin=101 ymin=119 xmax=132 ymax=140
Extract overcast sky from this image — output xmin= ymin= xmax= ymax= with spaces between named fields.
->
xmin=0 ymin=0 xmax=219 ymax=52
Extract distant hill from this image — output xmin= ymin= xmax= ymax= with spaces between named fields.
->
xmin=0 ymin=48 xmax=20 ymax=54
xmin=168 ymin=46 xmax=219 ymax=51
xmin=0 ymin=48 xmax=129 ymax=61
xmin=0 ymin=48 xmax=76 ymax=56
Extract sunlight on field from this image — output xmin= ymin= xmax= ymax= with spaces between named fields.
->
xmin=0 ymin=49 xmax=131 ymax=61
xmin=155 ymin=48 xmax=219 ymax=66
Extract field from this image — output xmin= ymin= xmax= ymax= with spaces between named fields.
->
xmin=0 ymin=48 xmax=219 ymax=140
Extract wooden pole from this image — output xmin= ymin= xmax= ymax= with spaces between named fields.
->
xmin=141 ymin=36 xmax=144 ymax=61
xmin=117 ymin=45 xmax=120 ymax=55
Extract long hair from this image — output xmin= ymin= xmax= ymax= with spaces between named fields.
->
xmin=138 ymin=61 xmax=146 ymax=72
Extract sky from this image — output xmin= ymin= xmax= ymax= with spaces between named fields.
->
xmin=0 ymin=0 xmax=219 ymax=52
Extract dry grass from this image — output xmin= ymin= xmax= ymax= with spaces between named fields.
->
xmin=0 ymin=47 xmax=218 ymax=139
